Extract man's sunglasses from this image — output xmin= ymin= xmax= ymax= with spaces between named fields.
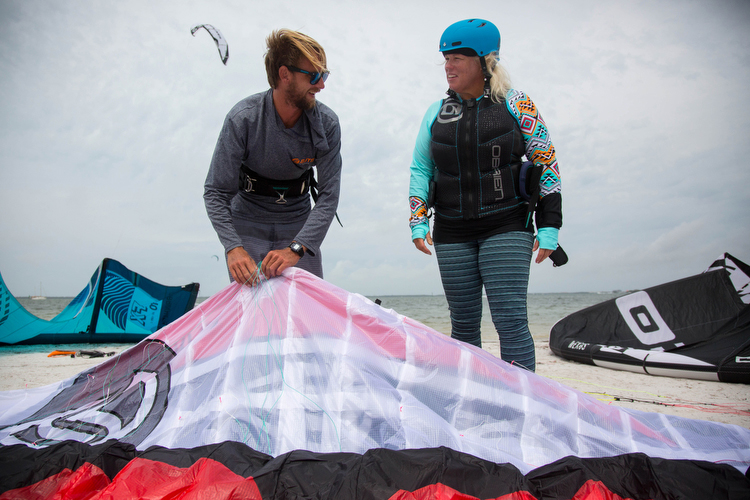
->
xmin=287 ymin=65 xmax=330 ymax=85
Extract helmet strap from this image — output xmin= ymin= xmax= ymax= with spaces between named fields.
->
xmin=479 ymin=57 xmax=492 ymax=97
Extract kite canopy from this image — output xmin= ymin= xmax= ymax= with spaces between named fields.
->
xmin=190 ymin=23 xmax=229 ymax=65
xmin=0 ymin=258 xmax=199 ymax=345
xmin=550 ymin=253 xmax=750 ymax=383
xmin=0 ymin=268 xmax=749 ymax=497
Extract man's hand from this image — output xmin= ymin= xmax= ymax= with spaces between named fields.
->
xmin=227 ymin=247 xmax=261 ymax=286
xmin=413 ymin=232 xmax=434 ymax=255
xmin=261 ymin=247 xmax=302 ymax=278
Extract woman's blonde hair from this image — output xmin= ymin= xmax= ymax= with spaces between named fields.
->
xmin=264 ymin=29 xmax=328 ymax=88
xmin=484 ymin=52 xmax=512 ymax=102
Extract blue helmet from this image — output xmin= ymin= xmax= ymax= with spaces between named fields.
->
xmin=439 ymin=19 xmax=500 ymax=57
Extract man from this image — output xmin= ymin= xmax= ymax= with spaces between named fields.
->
xmin=204 ymin=29 xmax=342 ymax=286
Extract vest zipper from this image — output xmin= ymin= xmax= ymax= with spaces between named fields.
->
xmin=460 ymin=98 xmax=478 ymax=220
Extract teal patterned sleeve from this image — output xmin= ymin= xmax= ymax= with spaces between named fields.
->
xmin=409 ymin=101 xmax=441 ymax=240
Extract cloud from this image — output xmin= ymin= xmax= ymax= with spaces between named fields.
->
xmin=1 ymin=0 xmax=749 ymax=298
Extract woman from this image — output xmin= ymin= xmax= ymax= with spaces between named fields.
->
xmin=409 ymin=19 xmax=562 ymax=371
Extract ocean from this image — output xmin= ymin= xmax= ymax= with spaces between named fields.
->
xmin=365 ymin=293 xmax=622 ymax=341
xmin=16 ymin=291 xmax=622 ymax=343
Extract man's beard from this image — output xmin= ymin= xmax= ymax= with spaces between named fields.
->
xmin=286 ymin=78 xmax=316 ymax=111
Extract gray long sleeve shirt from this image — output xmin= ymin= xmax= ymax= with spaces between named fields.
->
xmin=204 ymin=89 xmax=342 ymax=257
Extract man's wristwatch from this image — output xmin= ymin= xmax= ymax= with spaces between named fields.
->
xmin=288 ymin=241 xmax=305 ymax=258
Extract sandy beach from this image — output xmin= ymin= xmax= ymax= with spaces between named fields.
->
xmin=528 ymin=340 xmax=750 ymax=429
xmin=0 ymin=339 xmax=748 ymax=430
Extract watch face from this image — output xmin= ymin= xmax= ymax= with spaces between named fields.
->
xmin=290 ymin=242 xmax=304 ymax=257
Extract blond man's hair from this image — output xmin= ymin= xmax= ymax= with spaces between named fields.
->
xmin=264 ymin=29 xmax=327 ymax=88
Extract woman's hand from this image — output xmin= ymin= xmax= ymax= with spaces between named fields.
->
xmin=413 ymin=232 xmax=434 ymax=255
xmin=533 ymin=239 xmax=554 ymax=264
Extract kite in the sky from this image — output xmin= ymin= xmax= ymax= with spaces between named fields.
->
xmin=190 ymin=23 xmax=228 ymax=65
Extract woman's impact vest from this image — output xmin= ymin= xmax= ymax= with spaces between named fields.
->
xmin=430 ymin=92 xmax=526 ymax=221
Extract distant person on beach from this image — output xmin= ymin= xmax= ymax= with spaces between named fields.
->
xmin=408 ymin=19 xmax=562 ymax=371
xmin=204 ymin=29 xmax=342 ymax=286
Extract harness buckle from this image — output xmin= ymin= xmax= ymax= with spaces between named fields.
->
xmin=240 ymin=173 xmax=254 ymax=193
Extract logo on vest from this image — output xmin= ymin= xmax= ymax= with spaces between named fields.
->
xmin=436 ymin=101 xmax=462 ymax=124
xmin=492 ymin=145 xmax=504 ymax=200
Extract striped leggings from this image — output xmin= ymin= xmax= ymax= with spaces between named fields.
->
xmin=434 ymin=231 xmax=535 ymax=371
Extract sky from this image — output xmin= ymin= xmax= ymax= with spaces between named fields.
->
xmin=1 ymin=0 xmax=749 ymax=298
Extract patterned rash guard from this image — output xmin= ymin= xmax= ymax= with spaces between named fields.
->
xmin=409 ymin=89 xmax=561 ymax=248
